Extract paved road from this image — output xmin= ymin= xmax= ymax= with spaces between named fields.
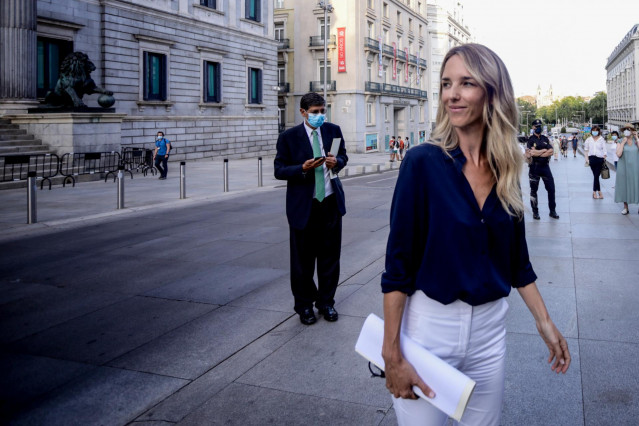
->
xmin=1 ymin=152 xmax=638 ymax=425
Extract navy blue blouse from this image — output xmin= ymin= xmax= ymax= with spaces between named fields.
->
xmin=381 ymin=143 xmax=537 ymax=306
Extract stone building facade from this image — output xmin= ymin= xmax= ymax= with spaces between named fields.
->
xmin=275 ymin=0 xmax=429 ymax=154
xmin=606 ymin=24 xmax=639 ymax=131
xmin=0 ymin=0 xmax=279 ymax=161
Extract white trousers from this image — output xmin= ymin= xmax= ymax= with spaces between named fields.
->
xmin=392 ymin=291 xmax=509 ymax=426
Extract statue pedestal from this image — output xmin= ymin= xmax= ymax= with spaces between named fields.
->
xmin=6 ymin=112 xmax=127 ymax=155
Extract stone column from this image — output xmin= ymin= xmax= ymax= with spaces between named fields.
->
xmin=0 ymin=0 xmax=38 ymax=114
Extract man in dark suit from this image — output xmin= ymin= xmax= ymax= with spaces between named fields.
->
xmin=274 ymin=92 xmax=348 ymax=325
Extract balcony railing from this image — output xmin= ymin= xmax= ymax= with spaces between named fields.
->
xmin=419 ymin=58 xmax=427 ymax=68
xmin=382 ymin=43 xmax=395 ymax=56
xmin=397 ymin=50 xmax=407 ymax=61
xmin=309 ymin=35 xmax=336 ymax=47
xmin=365 ymin=81 xmax=427 ymax=100
xmin=364 ymin=37 xmax=380 ymax=51
xmin=310 ymin=80 xmax=336 ymax=92
xmin=409 ymin=54 xmax=418 ymax=65
xmin=277 ymin=82 xmax=290 ymax=93
xmin=276 ymin=38 xmax=290 ymax=49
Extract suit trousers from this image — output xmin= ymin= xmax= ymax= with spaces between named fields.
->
xmin=289 ymin=194 xmax=342 ymax=313
xmin=392 ymin=291 xmax=509 ymax=426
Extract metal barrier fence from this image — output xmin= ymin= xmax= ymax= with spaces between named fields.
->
xmin=0 ymin=153 xmax=60 ymax=189
xmin=59 ymin=152 xmax=131 ymax=187
xmin=121 ymin=147 xmax=156 ymax=176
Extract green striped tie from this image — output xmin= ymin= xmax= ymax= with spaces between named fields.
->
xmin=311 ymin=130 xmax=325 ymax=202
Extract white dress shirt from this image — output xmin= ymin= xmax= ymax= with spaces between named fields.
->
xmin=304 ymin=121 xmax=334 ymax=198
xmin=585 ymin=136 xmax=607 ymax=158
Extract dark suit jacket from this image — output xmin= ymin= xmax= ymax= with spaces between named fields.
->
xmin=274 ymin=122 xmax=348 ymax=229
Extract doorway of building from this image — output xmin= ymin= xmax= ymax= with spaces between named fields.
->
xmin=393 ymin=106 xmax=406 ymax=145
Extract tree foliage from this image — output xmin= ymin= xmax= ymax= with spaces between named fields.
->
xmin=586 ymin=92 xmax=607 ymax=125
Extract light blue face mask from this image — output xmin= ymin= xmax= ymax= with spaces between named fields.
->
xmin=592 ymin=131 xmax=599 ymax=136
xmin=307 ymin=113 xmax=326 ymax=128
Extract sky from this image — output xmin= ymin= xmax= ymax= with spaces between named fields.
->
xmin=463 ymin=0 xmax=639 ymax=99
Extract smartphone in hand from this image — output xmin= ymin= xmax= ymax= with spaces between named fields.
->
xmin=314 ymin=156 xmax=325 ymax=161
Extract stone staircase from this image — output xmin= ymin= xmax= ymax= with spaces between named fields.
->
xmin=0 ymin=118 xmax=53 ymax=156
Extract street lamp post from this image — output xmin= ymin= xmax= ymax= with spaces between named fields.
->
xmin=318 ymin=1 xmax=333 ymax=100
xmin=521 ymin=110 xmax=533 ymax=134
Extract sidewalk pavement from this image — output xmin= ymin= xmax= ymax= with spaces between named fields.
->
xmin=1 ymin=148 xmax=639 ymax=425
xmin=0 ymin=151 xmax=397 ymax=240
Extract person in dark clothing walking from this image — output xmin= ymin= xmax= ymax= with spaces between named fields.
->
xmin=525 ymin=119 xmax=559 ymax=220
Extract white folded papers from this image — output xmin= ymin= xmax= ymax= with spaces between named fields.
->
xmin=354 ymin=313 xmax=476 ymax=422
xmin=329 ymin=138 xmax=341 ymax=179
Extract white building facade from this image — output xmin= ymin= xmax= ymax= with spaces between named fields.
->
xmin=0 ymin=0 xmax=279 ymax=160
xmin=426 ymin=0 xmax=471 ymax=132
xmin=275 ymin=0 xmax=429 ymax=154
xmin=606 ymin=24 xmax=639 ymax=130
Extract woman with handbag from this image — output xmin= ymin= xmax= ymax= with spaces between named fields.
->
xmin=584 ymin=126 xmax=607 ymax=199
xmin=381 ymin=44 xmax=570 ymax=426
xmin=614 ymin=123 xmax=639 ymax=215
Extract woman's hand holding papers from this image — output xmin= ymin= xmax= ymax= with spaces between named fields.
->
xmin=382 ymin=291 xmax=436 ymax=400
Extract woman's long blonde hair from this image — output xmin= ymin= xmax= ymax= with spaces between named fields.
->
xmin=431 ymin=44 xmax=525 ymax=218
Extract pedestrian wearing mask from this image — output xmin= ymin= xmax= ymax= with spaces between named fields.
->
xmin=153 ymin=131 xmax=171 ymax=180
xmin=572 ymin=134 xmax=579 ymax=157
xmin=607 ymin=131 xmax=620 ymax=169
xmin=615 ymin=123 xmax=639 ymax=215
xmin=389 ymin=136 xmax=397 ymax=162
xmin=584 ymin=126 xmax=607 ymax=199
xmin=526 ymin=119 xmax=559 ymax=219
xmin=381 ymin=44 xmax=570 ymax=426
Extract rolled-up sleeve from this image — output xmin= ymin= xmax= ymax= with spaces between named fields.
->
xmin=381 ymin=152 xmax=427 ymax=295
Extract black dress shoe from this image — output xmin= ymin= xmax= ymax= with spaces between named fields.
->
xmin=533 ymin=211 xmax=540 ymax=220
xmin=549 ymin=211 xmax=560 ymax=219
xmin=299 ymin=308 xmax=316 ymax=325
xmin=317 ymin=306 xmax=338 ymax=322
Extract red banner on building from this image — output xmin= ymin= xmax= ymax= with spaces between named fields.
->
xmin=337 ymin=27 xmax=346 ymax=73
xmin=405 ymin=48 xmax=409 ymax=83
xmin=392 ymin=42 xmax=397 ymax=80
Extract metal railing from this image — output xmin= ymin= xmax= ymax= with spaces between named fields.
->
xmin=309 ymin=80 xmax=336 ymax=92
xmin=365 ymin=81 xmax=428 ymax=100
xmin=276 ymin=38 xmax=290 ymax=49
xmin=59 ymin=152 xmax=130 ymax=187
xmin=0 ymin=153 xmax=60 ymax=189
xmin=364 ymin=37 xmax=380 ymax=50
xmin=382 ymin=44 xmax=395 ymax=56
xmin=277 ymin=82 xmax=290 ymax=93
xmin=309 ymin=35 xmax=336 ymax=47
xmin=121 ymin=147 xmax=156 ymax=176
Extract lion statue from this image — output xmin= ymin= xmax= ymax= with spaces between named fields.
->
xmin=44 ymin=52 xmax=113 ymax=108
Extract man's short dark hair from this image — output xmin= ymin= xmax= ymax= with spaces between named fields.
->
xmin=157 ymin=131 xmax=164 ymax=136
xmin=300 ymin=92 xmax=325 ymax=110
xmin=611 ymin=131 xmax=619 ymax=136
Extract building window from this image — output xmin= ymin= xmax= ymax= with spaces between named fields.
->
xmin=245 ymin=0 xmax=261 ymax=22
xmin=383 ymin=2 xmax=389 ymax=17
xmin=417 ymin=1 xmax=421 ymax=13
xmin=326 ymin=104 xmax=332 ymax=122
xmin=319 ymin=17 xmax=330 ymax=39
xmin=420 ymin=105 xmax=424 ymax=122
xmin=275 ymin=23 xmax=285 ymax=41
xmin=203 ymin=61 xmax=220 ymax=103
xmin=143 ymin=51 xmax=167 ymax=101
xmin=367 ymin=21 xmax=374 ymax=39
xmin=409 ymin=41 xmax=412 ymax=54
xmin=383 ymin=65 xmax=389 ymax=84
xmin=419 ymin=24 xmax=422 ymax=37
xmin=37 ymin=37 xmax=73 ymax=98
xmin=409 ymin=18 xmax=413 ymax=32
xmin=410 ymin=106 xmax=414 ymax=121
xmin=367 ymin=61 xmax=372 ymax=81
xmin=385 ymin=105 xmax=389 ymax=122
xmin=200 ymin=0 xmax=216 ymax=8
xmin=383 ymin=28 xmax=389 ymax=44
xmin=397 ymin=11 xmax=401 ymax=25
xmin=248 ymin=67 xmax=262 ymax=104
xmin=367 ymin=102 xmax=374 ymax=125
xmin=274 ymin=0 xmax=284 ymax=9
xmin=278 ymin=65 xmax=285 ymax=85
xmin=367 ymin=0 xmax=374 ymax=9
xmin=319 ymin=60 xmax=331 ymax=82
